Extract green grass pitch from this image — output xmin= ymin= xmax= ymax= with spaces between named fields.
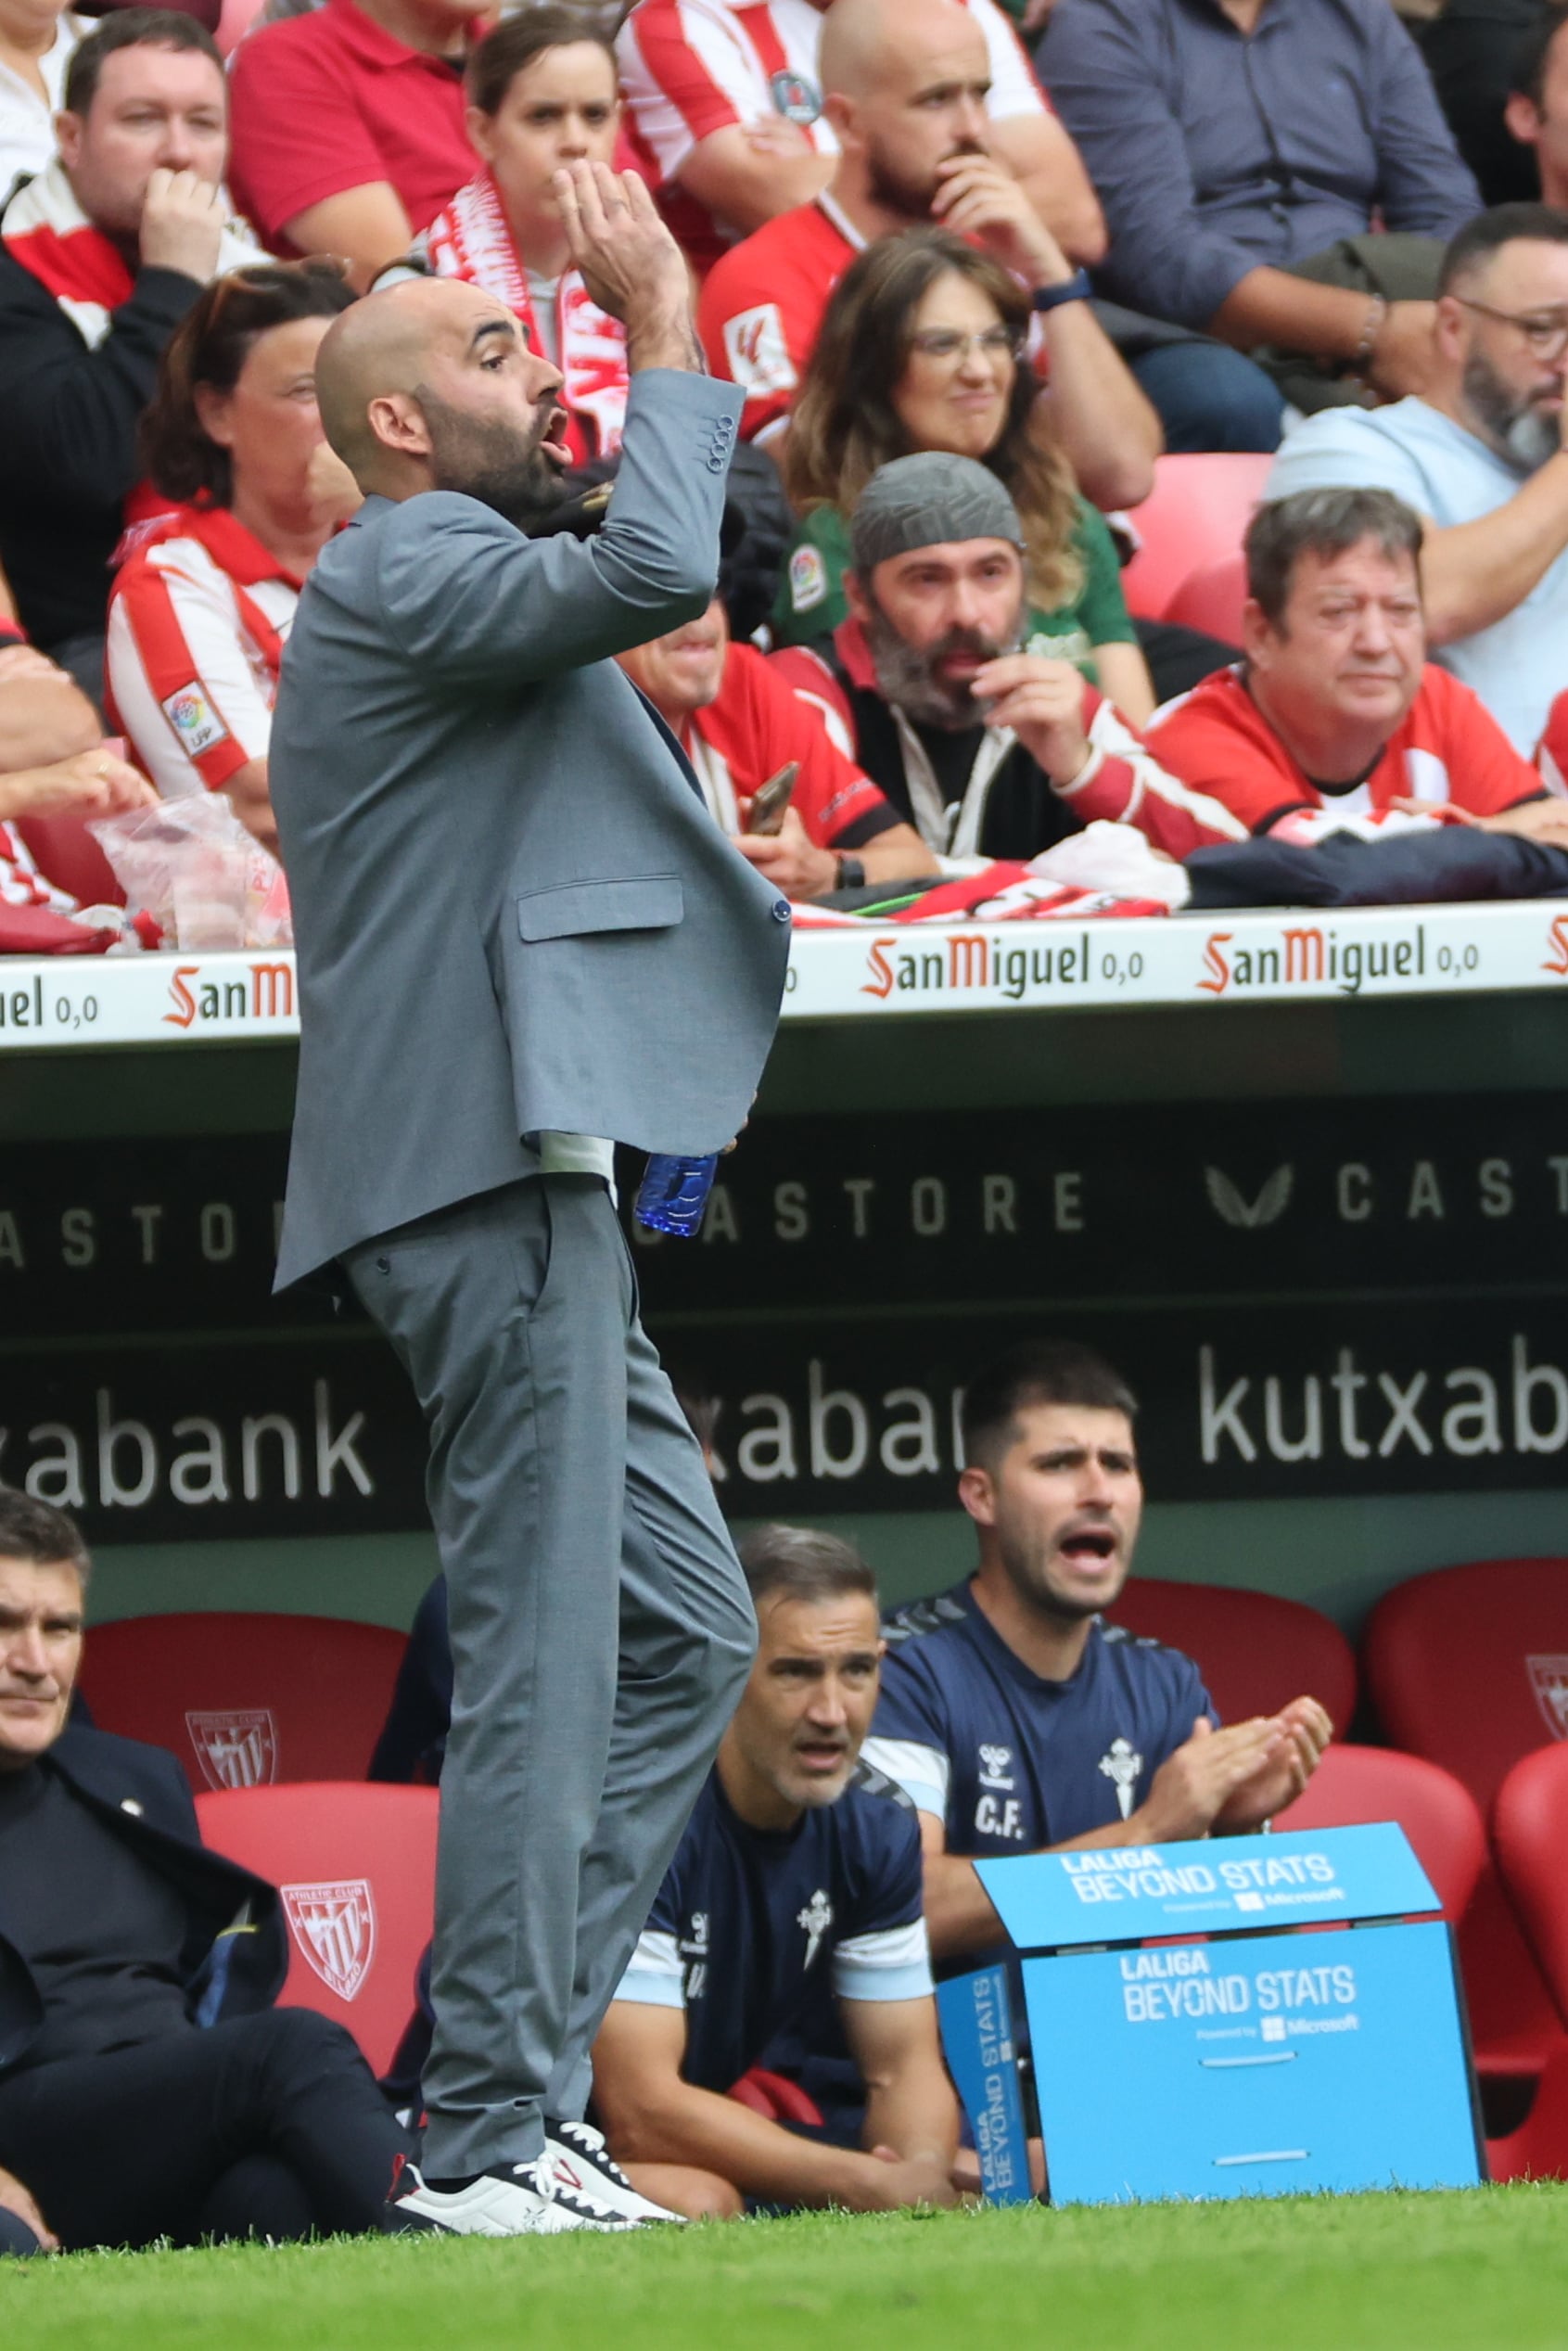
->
xmin=6 ymin=2188 xmax=1567 ymax=2351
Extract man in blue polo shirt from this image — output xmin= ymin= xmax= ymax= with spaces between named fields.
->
xmin=861 ymin=1340 xmax=1332 ymax=1965
xmin=590 ymin=1526 xmax=958 ymax=2218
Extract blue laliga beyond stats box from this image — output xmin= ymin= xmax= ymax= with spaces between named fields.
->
xmin=1024 ymin=1920 xmax=1482 ymax=2204
xmin=936 ymin=1827 xmax=1485 ymax=2206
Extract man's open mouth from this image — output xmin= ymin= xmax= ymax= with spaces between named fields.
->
xmin=1059 ymin=1529 xmax=1116 ymax=1565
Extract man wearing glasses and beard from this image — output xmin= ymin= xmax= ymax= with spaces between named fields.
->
xmin=1268 ymin=204 xmax=1568 ymax=758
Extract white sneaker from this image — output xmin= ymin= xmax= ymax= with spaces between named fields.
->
xmin=388 ymin=2150 xmax=637 ymax=2237
xmin=544 ymin=2120 xmax=687 ymax=2225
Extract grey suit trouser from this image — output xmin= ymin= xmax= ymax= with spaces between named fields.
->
xmin=342 ymin=1175 xmax=756 ymax=2177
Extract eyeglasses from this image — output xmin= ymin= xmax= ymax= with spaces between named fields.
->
xmin=907 ymin=325 xmax=1024 ymax=364
xmin=1453 ymin=295 xmax=1568 ymax=361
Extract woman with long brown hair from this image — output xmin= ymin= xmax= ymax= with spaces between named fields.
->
xmin=776 ymin=226 xmax=1154 ymax=724
xmin=106 ymin=260 xmax=359 ymax=850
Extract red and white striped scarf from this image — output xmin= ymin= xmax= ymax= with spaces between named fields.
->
xmin=422 ymin=169 xmax=630 ymax=465
xmin=3 ymin=158 xmax=261 ymax=350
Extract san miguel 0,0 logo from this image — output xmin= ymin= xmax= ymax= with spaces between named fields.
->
xmin=1197 ymin=925 xmax=1452 ymax=998
xmin=163 ymin=961 xmax=295 ymax=1029
xmin=860 ymin=930 xmax=1097 ymax=1003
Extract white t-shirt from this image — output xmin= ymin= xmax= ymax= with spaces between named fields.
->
xmin=1268 ymin=397 xmax=1568 ymax=756
xmin=0 ymin=15 xmax=87 ymax=199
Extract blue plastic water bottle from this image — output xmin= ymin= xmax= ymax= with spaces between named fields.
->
xmin=634 ymin=1153 xmax=719 ymax=1237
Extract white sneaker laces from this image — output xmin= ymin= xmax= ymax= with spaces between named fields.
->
xmin=530 ymin=2145 xmax=618 ymax=2219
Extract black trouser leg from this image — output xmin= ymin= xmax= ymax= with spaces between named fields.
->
xmin=0 ymin=2009 xmax=409 ymax=2250
xmin=194 ymin=2153 xmax=318 ymax=2245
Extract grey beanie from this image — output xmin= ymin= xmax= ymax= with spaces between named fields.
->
xmin=849 ymin=452 xmax=1025 ymax=575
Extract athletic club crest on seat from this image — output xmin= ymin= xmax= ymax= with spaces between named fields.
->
xmin=185 ymin=1707 xmax=278 ymax=1790
xmin=282 ymin=1880 xmax=377 ymax=2001
xmin=1526 ymin=1655 xmax=1568 ymax=1740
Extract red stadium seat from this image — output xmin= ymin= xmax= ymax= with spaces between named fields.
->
xmin=1363 ymin=1558 xmax=1568 ymax=1812
xmin=1273 ymin=1744 xmax=1485 ymax=1924
xmin=1104 ymin=1578 xmax=1357 ymax=1734
xmin=1119 ymin=454 xmax=1274 ymax=621
xmin=79 ymin=1612 xmax=408 ymax=1795
xmin=197 ymin=1782 xmax=438 ymax=2076
xmin=1363 ymin=1557 xmax=1568 ymax=2077
xmin=1161 ymin=552 xmax=1248 ymax=649
xmin=1487 ymin=2040 xmax=1568 ymax=2181
xmin=1493 ymin=1744 xmax=1568 ymax=2032
xmin=12 ymin=814 xmax=124 ymax=907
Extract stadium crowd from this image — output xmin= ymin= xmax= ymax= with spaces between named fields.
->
xmin=3 ymin=0 xmax=1568 ymax=2252
xmin=6 ymin=0 xmax=1568 ymax=927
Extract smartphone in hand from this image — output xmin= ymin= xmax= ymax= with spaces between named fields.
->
xmin=745 ymin=760 xmax=798 ymax=837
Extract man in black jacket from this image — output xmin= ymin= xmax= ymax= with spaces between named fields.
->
xmin=0 ymin=1489 xmax=406 ymax=2253
xmin=0 ymin=9 xmax=263 ymax=699
xmin=773 ymin=454 xmax=1240 ymax=870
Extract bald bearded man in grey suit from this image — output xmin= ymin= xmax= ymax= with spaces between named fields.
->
xmin=268 ymin=161 xmax=789 ymax=2239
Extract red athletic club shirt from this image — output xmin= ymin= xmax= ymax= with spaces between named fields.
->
xmin=687 ymin=640 xmax=901 ymax=847
xmin=1145 ymin=664 xmax=1545 ymax=837
xmin=697 ymin=193 xmax=857 ymax=440
xmin=227 ymin=0 xmax=475 ymax=251
xmin=617 ymin=0 xmax=1045 ymax=274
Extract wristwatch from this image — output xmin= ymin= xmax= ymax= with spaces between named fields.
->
xmin=1032 ymin=268 xmax=1093 ymax=313
xmin=834 ymin=853 xmax=867 ymax=892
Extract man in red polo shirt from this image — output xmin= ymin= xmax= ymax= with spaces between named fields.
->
xmin=227 ymin=0 xmax=477 ymax=287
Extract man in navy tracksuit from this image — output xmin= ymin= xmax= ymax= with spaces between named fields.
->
xmin=0 ymin=1490 xmax=406 ymax=2254
xmin=861 ymin=1339 xmax=1334 ymax=1972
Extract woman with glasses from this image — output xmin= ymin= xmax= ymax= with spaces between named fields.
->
xmin=411 ymin=7 xmax=631 ymax=465
xmin=105 ymin=260 xmax=359 ymax=852
xmin=774 ymin=227 xmax=1155 ymax=724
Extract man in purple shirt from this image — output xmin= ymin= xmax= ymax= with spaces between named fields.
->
xmin=1041 ymin=0 xmax=1482 ymax=405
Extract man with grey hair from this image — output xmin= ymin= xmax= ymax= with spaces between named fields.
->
xmin=0 ymin=1489 xmax=407 ymax=2254
xmin=771 ymin=449 xmax=1249 ymax=863
xmin=590 ymin=1525 xmax=959 ymax=2219
xmin=1144 ymin=485 xmax=1568 ymax=843
xmin=1268 ymin=203 xmax=1568 ymax=754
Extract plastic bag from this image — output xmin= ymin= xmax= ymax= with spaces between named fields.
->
xmin=88 ymin=795 xmax=291 ymax=948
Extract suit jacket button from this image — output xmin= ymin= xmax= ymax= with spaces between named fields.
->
xmin=121 ymin=1798 xmax=144 ymax=1815
xmin=771 ymin=898 xmax=791 ymax=921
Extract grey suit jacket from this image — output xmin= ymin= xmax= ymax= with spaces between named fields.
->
xmin=268 ymin=368 xmax=789 ymax=1289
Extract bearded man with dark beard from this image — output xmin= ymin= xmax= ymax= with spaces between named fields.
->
xmin=1268 ymin=203 xmax=1568 ymax=759
xmin=267 ymin=160 xmax=789 ymax=2240
xmin=769 ymin=452 xmax=1243 ymax=868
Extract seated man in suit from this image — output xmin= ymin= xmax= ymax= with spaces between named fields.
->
xmin=591 ymin=1526 xmax=959 ymax=2218
xmin=0 ymin=1488 xmax=407 ymax=2253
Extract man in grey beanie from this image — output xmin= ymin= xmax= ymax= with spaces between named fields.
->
xmin=769 ymin=452 xmax=1244 ymax=866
